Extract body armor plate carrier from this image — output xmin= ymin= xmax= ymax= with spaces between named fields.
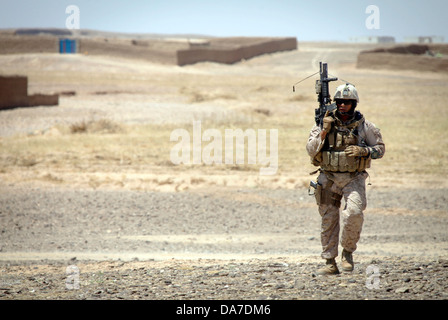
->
xmin=314 ymin=111 xmax=371 ymax=173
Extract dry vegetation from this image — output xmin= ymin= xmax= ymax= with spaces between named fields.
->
xmin=0 ymin=43 xmax=447 ymax=192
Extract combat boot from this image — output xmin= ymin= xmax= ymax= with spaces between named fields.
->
xmin=317 ymin=258 xmax=339 ymax=275
xmin=341 ymin=249 xmax=354 ymax=272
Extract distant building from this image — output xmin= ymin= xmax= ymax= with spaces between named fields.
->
xmin=0 ymin=76 xmax=59 ymax=110
xmin=350 ymin=36 xmax=395 ymax=43
xmin=403 ymin=36 xmax=445 ymax=43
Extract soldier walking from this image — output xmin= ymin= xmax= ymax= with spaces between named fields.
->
xmin=306 ymin=84 xmax=385 ymax=275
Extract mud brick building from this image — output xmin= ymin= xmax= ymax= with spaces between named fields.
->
xmin=0 ymin=76 xmax=59 ymax=110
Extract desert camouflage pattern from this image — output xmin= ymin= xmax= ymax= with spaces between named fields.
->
xmin=333 ymin=83 xmax=359 ymax=102
xmin=306 ymin=116 xmax=385 ymax=163
xmin=306 ymin=111 xmax=385 ymax=259
xmin=317 ymin=171 xmax=367 ymax=259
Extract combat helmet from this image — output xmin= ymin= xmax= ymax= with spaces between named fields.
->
xmin=334 ymin=83 xmax=359 ymax=103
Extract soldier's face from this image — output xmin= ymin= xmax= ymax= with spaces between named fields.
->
xmin=336 ymin=99 xmax=353 ymax=114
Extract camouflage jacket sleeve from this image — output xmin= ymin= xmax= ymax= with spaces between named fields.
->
xmin=359 ymin=120 xmax=385 ymax=159
xmin=306 ymin=125 xmax=325 ymax=158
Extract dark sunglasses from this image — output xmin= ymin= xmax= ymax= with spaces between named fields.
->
xmin=335 ymin=99 xmax=353 ymax=105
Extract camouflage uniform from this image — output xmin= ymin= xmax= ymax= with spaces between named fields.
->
xmin=306 ymin=86 xmax=385 ymax=261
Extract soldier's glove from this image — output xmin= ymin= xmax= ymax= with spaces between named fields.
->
xmin=322 ymin=114 xmax=334 ymax=133
xmin=345 ymin=145 xmax=369 ymax=157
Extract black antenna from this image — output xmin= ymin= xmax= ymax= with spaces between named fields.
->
xmin=292 ymin=71 xmax=319 ymax=92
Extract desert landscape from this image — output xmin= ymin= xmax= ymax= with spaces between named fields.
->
xmin=0 ymin=30 xmax=447 ymax=302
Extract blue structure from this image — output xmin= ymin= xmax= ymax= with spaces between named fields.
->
xmin=59 ymin=39 xmax=77 ymax=53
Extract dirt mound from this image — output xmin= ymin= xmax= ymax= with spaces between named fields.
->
xmin=365 ymin=44 xmax=430 ymax=55
xmin=357 ymin=44 xmax=448 ymax=73
xmin=15 ymin=28 xmax=72 ymax=36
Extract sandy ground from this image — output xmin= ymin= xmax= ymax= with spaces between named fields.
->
xmin=0 ymin=42 xmax=447 ymax=302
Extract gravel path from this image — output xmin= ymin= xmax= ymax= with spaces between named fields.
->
xmin=0 ymin=185 xmax=447 ymax=300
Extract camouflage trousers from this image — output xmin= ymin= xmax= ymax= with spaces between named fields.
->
xmin=317 ymin=171 xmax=368 ymax=259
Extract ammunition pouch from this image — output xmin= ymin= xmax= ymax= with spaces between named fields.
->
xmin=320 ymin=151 xmax=370 ymax=173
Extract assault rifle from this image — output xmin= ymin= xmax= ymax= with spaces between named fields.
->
xmin=314 ymin=62 xmax=338 ymax=127
xmin=292 ymin=62 xmax=338 ymax=127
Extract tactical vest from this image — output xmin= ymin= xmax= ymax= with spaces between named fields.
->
xmin=313 ymin=112 xmax=371 ymax=173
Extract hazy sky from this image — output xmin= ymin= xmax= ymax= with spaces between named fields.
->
xmin=0 ymin=0 xmax=447 ymax=42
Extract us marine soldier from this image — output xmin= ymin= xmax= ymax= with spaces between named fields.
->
xmin=306 ymin=84 xmax=385 ymax=275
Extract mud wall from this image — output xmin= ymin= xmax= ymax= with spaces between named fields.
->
xmin=357 ymin=44 xmax=448 ymax=73
xmin=177 ymin=37 xmax=297 ymax=66
xmin=27 ymin=94 xmax=59 ymax=107
xmin=0 ymin=76 xmax=59 ymax=110
xmin=357 ymin=53 xmax=448 ymax=73
xmin=0 ymin=76 xmax=29 ymax=109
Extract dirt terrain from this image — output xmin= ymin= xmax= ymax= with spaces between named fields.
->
xmin=0 ymin=40 xmax=447 ymax=302
xmin=0 ymin=186 xmax=447 ymax=301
